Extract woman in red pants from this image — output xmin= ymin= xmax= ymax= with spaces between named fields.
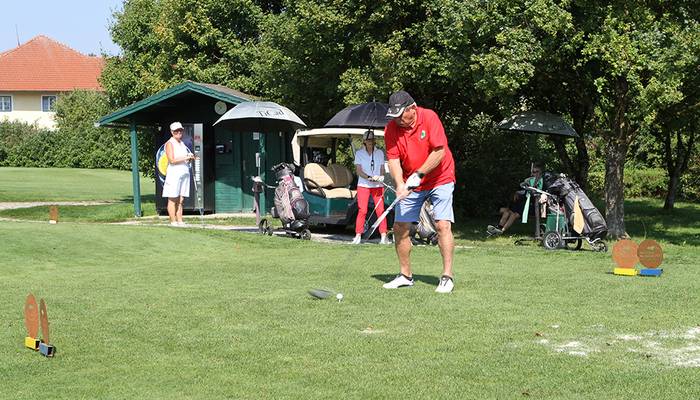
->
xmin=352 ymin=130 xmax=390 ymax=244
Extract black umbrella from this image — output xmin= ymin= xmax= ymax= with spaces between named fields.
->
xmin=497 ymin=111 xmax=578 ymax=138
xmin=324 ymin=102 xmax=391 ymax=129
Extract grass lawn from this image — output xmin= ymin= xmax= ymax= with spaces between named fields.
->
xmin=2 ymin=222 xmax=699 ymax=399
xmin=1 ymin=167 xmax=699 ymax=398
xmin=0 ymin=167 xmax=154 ymax=202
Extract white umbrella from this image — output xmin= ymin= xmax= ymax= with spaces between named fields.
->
xmin=213 ymin=101 xmax=306 ymax=132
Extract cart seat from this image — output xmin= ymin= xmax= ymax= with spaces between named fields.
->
xmin=303 ymin=163 xmax=356 ymax=199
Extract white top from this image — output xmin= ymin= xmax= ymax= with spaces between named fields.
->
xmin=166 ymin=137 xmax=191 ymax=178
xmin=354 ymin=147 xmax=385 ymax=188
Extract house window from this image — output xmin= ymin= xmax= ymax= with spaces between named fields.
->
xmin=0 ymin=96 xmax=11 ymax=112
xmin=42 ymin=95 xmax=57 ymax=112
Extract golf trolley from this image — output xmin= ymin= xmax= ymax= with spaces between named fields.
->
xmin=253 ymin=163 xmax=312 ymax=240
xmin=521 ymin=182 xmax=607 ymax=252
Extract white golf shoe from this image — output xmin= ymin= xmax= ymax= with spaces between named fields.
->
xmin=382 ymin=274 xmax=414 ymax=289
xmin=379 ymin=234 xmax=391 ymax=245
xmin=435 ymin=275 xmax=454 ymax=293
xmin=351 ymin=235 xmax=362 ymax=245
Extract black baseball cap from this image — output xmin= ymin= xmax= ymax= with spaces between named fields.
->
xmin=386 ymin=90 xmax=415 ymax=118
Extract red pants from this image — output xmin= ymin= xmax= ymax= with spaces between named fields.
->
xmin=355 ymin=186 xmax=387 ymax=234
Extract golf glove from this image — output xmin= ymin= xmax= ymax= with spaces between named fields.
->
xmin=371 ymin=175 xmax=384 ymax=182
xmin=405 ymin=172 xmax=422 ymax=189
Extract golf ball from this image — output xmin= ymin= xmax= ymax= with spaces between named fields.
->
xmin=336 ymin=293 xmax=344 ymax=301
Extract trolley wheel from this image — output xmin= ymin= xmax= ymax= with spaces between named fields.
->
xmin=592 ymin=241 xmax=607 ymax=252
xmin=543 ymin=231 xmax=562 ymax=250
xmin=258 ymin=219 xmax=271 ymax=236
xmin=300 ymin=229 xmax=312 ymax=241
xmin=566 ymin=238 xmax=583 ymax=251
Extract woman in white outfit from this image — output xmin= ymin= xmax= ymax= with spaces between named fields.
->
xmin=162 ymin=122 xmax=195 ymax=226
xmin=352 ymin=130 xmax=389 ymax=244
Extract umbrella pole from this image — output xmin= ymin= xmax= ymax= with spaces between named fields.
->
xmin=258 ymin=133 xmax=266 ymax=214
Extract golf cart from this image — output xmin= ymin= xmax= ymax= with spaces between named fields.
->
xmin=291 ymin=128 xmax=396 ymax=232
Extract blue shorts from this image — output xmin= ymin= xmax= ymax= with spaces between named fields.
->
xmin=395 ymin=182 xmax=454 ymax=223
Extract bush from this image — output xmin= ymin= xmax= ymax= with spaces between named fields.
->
xmin=0 ymin=91 xmax=154 ymax=177
xmin=588 ymin=167 xmax=667 ymax=199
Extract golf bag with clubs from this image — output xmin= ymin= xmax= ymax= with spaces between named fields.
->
xmin=409 ymin=200 xmax=439 ymax=245
xmin=545 ymin=174 xmax=607 ymax=241
xmin=270 ymin=163 xmax=311 ymax=239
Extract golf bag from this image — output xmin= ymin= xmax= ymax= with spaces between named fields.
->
xmin=546 ymin=175 xmax=607 ymax=240
xmin=271 ymin=163 xmax=309 ymax=231
xmin=410 ymin=200 xmax=439 ymax=245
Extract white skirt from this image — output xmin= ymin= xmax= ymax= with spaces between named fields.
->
xmin=162 ymin=170 xmax=190 ymax=198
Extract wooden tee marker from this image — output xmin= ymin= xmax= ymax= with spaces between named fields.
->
xmin=638 ymin=239 xmax=663 ymax=276
xmin=49 ymin=205 xmax=58 ymax=224
xmin=38 ymin=299 xmax=55 ymax=357
xmin=611 ymin=239 xmax=664 ymax=277
xmin=612 ymin=239 xmax=639 ymax=276
xmin=24 ymin=294 xmax=40 ymax=350
xmin=23 ymin=294 xmax=56 ymax=357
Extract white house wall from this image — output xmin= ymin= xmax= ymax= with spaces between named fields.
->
xmin=0 ymin=91 xmax=58 ymax=130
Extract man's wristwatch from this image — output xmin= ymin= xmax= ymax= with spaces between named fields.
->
xmin=416 ymin=171 xmax=425 ymax=179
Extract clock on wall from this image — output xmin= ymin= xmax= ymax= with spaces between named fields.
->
xmin=214 ymin=101 xmax=227 ymax=115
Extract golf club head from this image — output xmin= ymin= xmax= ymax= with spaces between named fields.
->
xmin=308 ymin=289 xmax=333 ymax=299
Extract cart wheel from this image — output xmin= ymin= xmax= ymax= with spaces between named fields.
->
xmin=566 ymin=238 xmax=583 ymax=251
xmin=543 ymin=231 xmax=562 ymax=250
xmin=593 ymin=241 xmax=607 ymax=252
xmin=301 ymin=229 xmax=312 ymax=241
xmin=258 ymin=219 xmax=270 ymax=236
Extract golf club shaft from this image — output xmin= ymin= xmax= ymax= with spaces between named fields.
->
xmin=364 ymin=196 xmax=401 ymax=239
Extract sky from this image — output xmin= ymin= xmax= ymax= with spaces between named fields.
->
xmin=1 ymin=1 xmax=124 ymax=56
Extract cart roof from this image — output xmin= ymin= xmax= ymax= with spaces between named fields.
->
xmin=292 ymin=128 xmax=385 ymax=165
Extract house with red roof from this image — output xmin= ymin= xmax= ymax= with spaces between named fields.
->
xmin=0 ymin=35 xmax=104 ymax=130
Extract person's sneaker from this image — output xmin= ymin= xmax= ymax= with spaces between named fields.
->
xmin=177 ymin=221 xmax=186 ymax=227
xmin=351 ymin=235 xmax=362 ymax=245
xmin=487 ymin=225 xmax=503 ymax=235
xmin=170 ymin=222 xmax=179 ymax=227
xmin=379 ymin=234 xmax=391 ymax=245
xmin=382 ymin=274 xmax=414 ymax=289
xmin=435 ymin=275 xmax=454 ymax=293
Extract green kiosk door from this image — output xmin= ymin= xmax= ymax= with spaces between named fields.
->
xmin=214 ymin=130 xmax=290 ymax=213
xmin=214 ymin=130 xmax=256 ymax=213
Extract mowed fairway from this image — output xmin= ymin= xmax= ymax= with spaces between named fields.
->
xmin=2 ymin=220 xmax=699 ymax=399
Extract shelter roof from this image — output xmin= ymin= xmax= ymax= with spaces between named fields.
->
xmin=97 ymin=80 xmax=256 ymax=128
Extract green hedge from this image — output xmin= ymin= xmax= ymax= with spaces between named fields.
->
xmin=0 ymin=90 xmax=154 ymax=177
xmin=588 ymin=167 xmax=699 ymax=201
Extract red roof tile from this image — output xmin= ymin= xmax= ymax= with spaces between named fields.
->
xmin=0 ymin=35 xmax=104 ymax=91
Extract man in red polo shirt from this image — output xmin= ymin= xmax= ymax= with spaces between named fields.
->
xmin=383 ymin=90 xmax=456 ymax=293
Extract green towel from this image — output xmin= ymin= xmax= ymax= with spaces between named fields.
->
xmin=521 ymin=176 xmax=543 ymax=224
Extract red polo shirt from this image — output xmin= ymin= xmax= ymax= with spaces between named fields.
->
xmin=385 ymin=106 xmax=456 ymax=191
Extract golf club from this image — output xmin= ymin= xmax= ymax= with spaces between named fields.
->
xmin=363 ymin=177 xmax=419 ymax=240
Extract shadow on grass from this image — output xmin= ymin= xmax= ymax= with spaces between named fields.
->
xmin=371 ymin=274 xmax=440 ymax=286
xmin=624 ymin=199 xmax=700 ymax=246
xmin=118 ymin=194 xmax=156 ymax=203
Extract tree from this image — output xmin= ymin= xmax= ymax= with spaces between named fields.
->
xmin=102 ymin=0 xmax=266 ymax=107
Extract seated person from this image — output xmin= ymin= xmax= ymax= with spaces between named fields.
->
xmin=488 ymin=162 xmax=544 ymax=235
